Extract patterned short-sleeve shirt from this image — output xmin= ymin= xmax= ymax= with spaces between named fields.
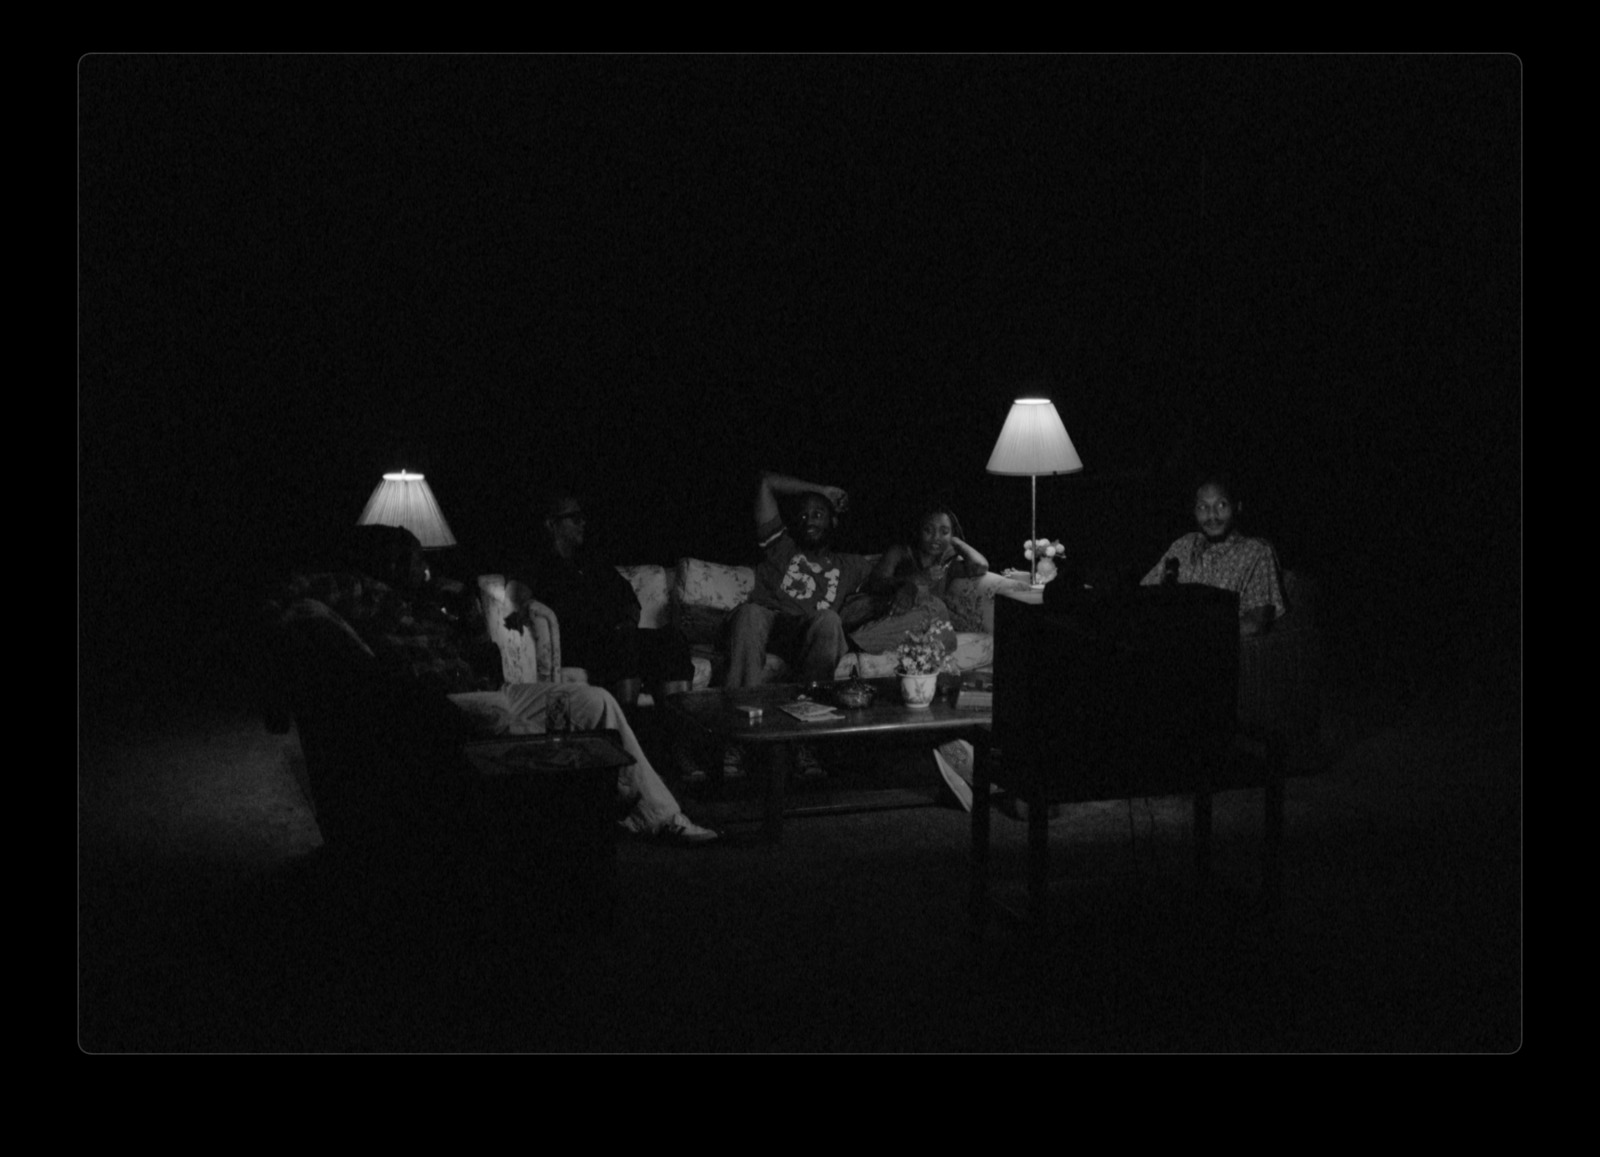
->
xmin=1141 ymin=532 xmax=1286 ymax=618
xmin=749 ymin=516 xmax=874 ymax=617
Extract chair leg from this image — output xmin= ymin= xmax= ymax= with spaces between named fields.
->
xmin=970 ymin=745 xmax=992 ymax=938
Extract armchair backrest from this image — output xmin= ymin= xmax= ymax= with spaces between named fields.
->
xmin=268 ymin=595 xmax=470 ymax=853
xmin=993 ymin=584 xmax=1241 ymax=802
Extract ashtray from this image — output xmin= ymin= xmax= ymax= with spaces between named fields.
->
xmin=834 ymin=679 xmax=877 ymax=709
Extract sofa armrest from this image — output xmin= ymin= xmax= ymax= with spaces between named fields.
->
xmin=945 ymin=571 xmax=1034 ymax=634
xmin=478 ymin=575 xmax=561 ymax=683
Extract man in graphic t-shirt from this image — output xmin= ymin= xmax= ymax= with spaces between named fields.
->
xmin=726 ymin=471 xmax=875 ymax=688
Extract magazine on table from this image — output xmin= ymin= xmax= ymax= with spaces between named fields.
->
xmin=778 ymin=700 xmax=845 ymax=723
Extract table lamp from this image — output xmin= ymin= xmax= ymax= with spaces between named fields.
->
xmin=985 ymin=398 xmax=1083 ymax=588
xmin=357 ymin=470 xmax=457 ymax=549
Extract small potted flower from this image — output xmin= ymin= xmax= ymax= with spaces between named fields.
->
xmin=1023 ymin=538 xmax=1066 ymax=584
xmin=897 ymin=616 xmax=957 ymax=709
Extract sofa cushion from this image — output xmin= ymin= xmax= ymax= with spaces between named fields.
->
xmin=671 ymin=558 xmax=756 ymax=645
xmin=675 ymin=557 xmax=755 ymax=609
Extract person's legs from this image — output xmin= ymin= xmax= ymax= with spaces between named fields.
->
xmin=469 ymin=683 xmax=676 ymax=831
xmin=637 ymin=626 xmax=696 ymax=702
xmin=726 ymin=602 xmax=779 ymax=688
xmin=846 ymin=598 xmax=954 ymax=655
xmin=797 ymin=609 xmax=848 ymax=684
xmin=638 ymin=626 xmax=695 ymax=684
xmin=453 ymin=684 xmax=715 ymax=842
xmin=450 ymin=687 xmax=547 ymax=736
xmin=723 ymin=603 xmax=783 ymax=776
xmin=763 ymin=611 xmax=845 ymax=777
xmin=548 ymin=684 xmax=684 ymax=835
xmin=609 ymin=676 xmax=643 ymax=707
xmin=580 ymin=624 xmax=643 ymax=707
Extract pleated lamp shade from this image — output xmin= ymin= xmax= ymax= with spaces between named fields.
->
xmin=985 ymin=398 xmax=1083 ymax=476
xmin=357 ymin=471 xmax=457 ymax=549
xmin=986 ymin=398 xmax=1082 ymax=588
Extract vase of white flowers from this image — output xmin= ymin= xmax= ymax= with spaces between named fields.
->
xmin=1022 ymin=538 xmax=1065 ymax=584
xmin=897 ymin=616 xmax=956 ymax=708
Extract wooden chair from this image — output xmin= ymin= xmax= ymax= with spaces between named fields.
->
xmin=972 ymin=585 xmax=1286 ymax=936
xmin=1239 ymin=570 xmax=1324 ymax=775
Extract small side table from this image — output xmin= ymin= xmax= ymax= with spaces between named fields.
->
xmin=463 ymin=730 xmax=634 ymax=938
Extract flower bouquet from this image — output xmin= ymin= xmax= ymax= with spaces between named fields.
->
xmin=1022 ymin=538 xmax=1065 ymax=583
xmin=896 ymin=616 xmax=958 ymax=676
xmin=896 ymin=616 xmax=957 ymax=708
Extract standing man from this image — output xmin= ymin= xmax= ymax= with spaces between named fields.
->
xmin=726 ymin=471 xmax=876 ymax=689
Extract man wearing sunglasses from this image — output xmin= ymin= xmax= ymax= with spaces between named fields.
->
xmin=515 ymin=492 xmax=696 ymax=708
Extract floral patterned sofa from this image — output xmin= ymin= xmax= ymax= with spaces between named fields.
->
xmin=478 ymin=559 xmax=1029 ymax=696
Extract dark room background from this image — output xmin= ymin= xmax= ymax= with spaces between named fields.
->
xmin=78 ymin=55 xmax=1520 ymax=717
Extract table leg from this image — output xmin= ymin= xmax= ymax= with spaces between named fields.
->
xmin=970 ymin=742 xmax=992 ymax=936
xmin=766 ymin=743 xmax=792 ymax=843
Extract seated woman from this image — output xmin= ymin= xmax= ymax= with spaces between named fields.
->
xmin=322 ymin=525 xmax=716 ymax=845
xmin=846 ymin=506 xmax=996 ymax=814
xmin=846 ymin=504 xmax=990 ymax=655
xmin=1140 ymin=472 xmax=1286 ymax=637
xmin=509 ymin=491 xmax=695 ymax=708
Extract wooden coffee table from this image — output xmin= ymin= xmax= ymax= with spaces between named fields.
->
xmin=664 ymin=680 xmax=991 ymax=841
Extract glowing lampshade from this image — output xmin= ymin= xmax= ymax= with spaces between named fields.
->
xmin=985 ymin=398 xmax=1083 ymax=476
xmin=357 ymin=471 xmax=457 ymax=549
xmin=986 ymin=399 xmax=1082 ymax=587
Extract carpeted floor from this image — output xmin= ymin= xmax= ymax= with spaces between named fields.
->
xmin=78 ymin=643 xmax=1520 ymax=1053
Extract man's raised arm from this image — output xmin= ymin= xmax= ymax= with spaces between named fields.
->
xmin=753 ymin=471 xmax=850 ymax=529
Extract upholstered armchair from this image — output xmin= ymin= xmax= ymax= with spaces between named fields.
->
xmin=976 ymin=585 xmax=1280 ymax=933
xmin=264 ymin=593 xmax=475 ymax=867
